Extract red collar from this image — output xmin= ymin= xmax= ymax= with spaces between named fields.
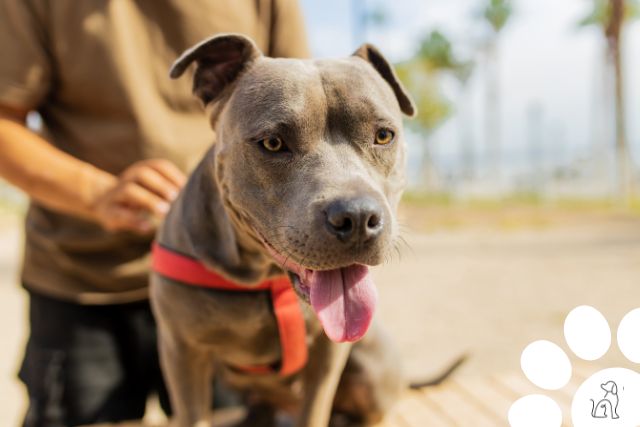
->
xmin=151 ymin=242 xmax=308 ymax=376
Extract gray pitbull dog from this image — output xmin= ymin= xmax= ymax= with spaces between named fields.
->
xmin=150 ymin=33 xmax=416 ymax=427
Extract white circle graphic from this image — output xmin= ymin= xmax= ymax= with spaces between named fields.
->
xmin=521 ymin=340 xmax=572 ymax=390
xmin=564 ymin=305 xmax=611 ymax=361
xmin=508 ymin=394 xmax=562 ymax=427
xmin=571 ymin=367 xmax=640 ymax=427
xmin=617 ymin=308 xmax=640 ymax=363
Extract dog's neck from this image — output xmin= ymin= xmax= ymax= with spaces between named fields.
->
xmin=158 ymin=147 xmax=281 ymax=284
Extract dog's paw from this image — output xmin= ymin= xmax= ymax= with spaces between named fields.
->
xmin=509 ymin=306 xmax=640 ymax=427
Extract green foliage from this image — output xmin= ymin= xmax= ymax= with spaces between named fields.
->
xmin=396 ymin=61 xmax=452 ymax=133
xmin=416 ymin=31 xmax=475 ymax=78
xmin=579 ymin=0 xmax=640 ymax=28
xmin=631 ymin=0 xmax=640 ymax=17
xmin=365 ymin=5 xmax=387 ymax=27
xmin=453 ymin=60 xmax=475 ymax=85
xmin=395 ymin=30 xmax=475 ymax=134
xmin=579 ymin=0 xmax=610 ymax=26
xmin=418 ymin=31 xmax=458 ymax=70
xmin=483 ymin=0 xmax=513 ymax=32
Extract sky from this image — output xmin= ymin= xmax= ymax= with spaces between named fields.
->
xmin=299 ymin=0 xmax=640 ymax=180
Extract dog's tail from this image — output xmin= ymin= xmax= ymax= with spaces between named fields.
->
xmin=590 ymin=399 xmax=596 ymax=417
xmin=408 ymin=354 xmax=468 ymax=390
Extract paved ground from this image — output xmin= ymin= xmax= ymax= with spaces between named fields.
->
xmin=2 ymin=209 xmax=640 ymax=426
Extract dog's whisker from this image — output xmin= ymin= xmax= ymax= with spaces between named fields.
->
xmin=259 ymin=232 xmax=297 ymax=271
xmin=396 ymin=220 xmax=414 ymax=229
xmin=397 ymin=235 xmax=414 ymax=257
xmin=300 ymin=251 xmax=310 ymax=271
xmin=381 ymin=244 xmax=394 ymax=266
xmin=265 ymin=234 xmax=300 ymax=273
xmin=394 ymin=243 xmax=402 ymax=263
xmin=283 ymin=252 xmax=292 ymax=269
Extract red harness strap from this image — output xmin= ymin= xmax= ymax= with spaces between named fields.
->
xmin=151 ymin=242 xmax=308 ymax=376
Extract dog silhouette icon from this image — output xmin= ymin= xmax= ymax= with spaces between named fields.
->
xmin=590 ymin=380 xmax=620 ymax=419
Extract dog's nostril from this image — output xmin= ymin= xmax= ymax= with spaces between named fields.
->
xmin=330 ymin=215 xmax=353 ymax=233
xmin=367 ymin=214 xmax=381 ymax=229
xmin=325 ymin=198 xmax=384 ymax=243
xmin=338 ymin=217 xmax=353 ymax=233
xmin=327 ymin=208 xmax=354 ymax=233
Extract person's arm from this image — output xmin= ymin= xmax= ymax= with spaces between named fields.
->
xmin=0 ymin=0 xmax=184 ymax=234
xmin=0 ymin=105 xmax=185 ymax=233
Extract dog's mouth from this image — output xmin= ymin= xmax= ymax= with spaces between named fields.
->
xmin=259 ymin=238 xmax=377 ymax=343
xmin=288 ymin=272 xmax=312 ymax=304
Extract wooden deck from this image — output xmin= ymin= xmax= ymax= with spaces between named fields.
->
xmin=382 ymin=362 xmax=596 ymax=427
xmin=92 ymin=364 xmax=597 ymax=427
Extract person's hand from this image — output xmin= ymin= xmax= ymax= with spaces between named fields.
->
xmin=89 ymin=159 xmax=186 ymax=234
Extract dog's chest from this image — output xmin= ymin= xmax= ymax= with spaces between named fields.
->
xmin=194 ymin=289 xmax=319 ymax=368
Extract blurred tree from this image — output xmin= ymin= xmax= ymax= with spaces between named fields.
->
xmin=365 ymin=4 xmax=387 ymax=28
xmin=453 ymin=60 xmax=476 ymax=180
xmin=351 ymin=0 xmax=388 ymax=46
xmin=579 ymin=0 xmax=639 ymax=200
xmin=482 ymin=0 xmax=512 ymax=180
xmin=395 ymin=62 xmax=452 ymax=132
xmin=484 ymin=0 xmax=513 ymax=32
xmin=423 ymin=34 xmax=478 ymax=181
xmin=396 ymin=31 xmax=472 ymax=188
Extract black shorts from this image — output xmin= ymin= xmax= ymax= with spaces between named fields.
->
xmin=18 ymin=290 xmax=171 ymax=427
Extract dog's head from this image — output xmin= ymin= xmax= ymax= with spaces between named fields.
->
xmin=601 ymin=381 xmax=618 ymax=395
xmin=171 ymin=34 xmax=415 ymax=343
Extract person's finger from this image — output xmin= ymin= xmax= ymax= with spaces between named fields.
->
xmin=146 ymin=159 xmax=187 ymax=188
xmin=116 ymin=182 xmax=170 ymax=217
xmin=131 ymin=167 xmax=180 ymax=201
xmin=103 ymin=205 xmax=155 ymax=234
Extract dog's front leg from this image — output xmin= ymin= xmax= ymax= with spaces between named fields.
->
xmin=159 ymin=331 xmax=215 ymax=427
xmin=297 ymin=335 xmax=352 ymax=427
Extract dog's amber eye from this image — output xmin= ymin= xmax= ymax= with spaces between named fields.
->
xmin=261 ymin=137 xmax=284 ymax=152
xmin=375 ymin=129 xmax=395 ymax=145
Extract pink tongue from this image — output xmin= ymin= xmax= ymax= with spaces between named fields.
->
xmin=308 ymin=265 xmax=377 ymax=343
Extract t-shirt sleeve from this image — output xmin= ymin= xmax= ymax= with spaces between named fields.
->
xmin=0 ymin=0 xmax=52 ymax=110
xmin=269 ymin=0 xmax=311 ymax=59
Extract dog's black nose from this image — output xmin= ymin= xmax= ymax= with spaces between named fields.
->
xmin=325 ymin=197 xmax=384 ymax=244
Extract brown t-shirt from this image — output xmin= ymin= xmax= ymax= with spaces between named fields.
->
xmin=0 ymin=0 xmax=309 ymax=304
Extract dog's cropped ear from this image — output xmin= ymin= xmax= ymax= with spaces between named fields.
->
xmin=353 ymin=44 xmax=416 ymax=117
xmin=170 ymin=34 xmax=262 ymax=106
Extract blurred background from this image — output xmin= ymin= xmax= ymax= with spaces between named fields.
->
xmin=1 ymin=0 xmax=640 ymax=425
xmin=302 ymin=0 xmax=640 ymax=202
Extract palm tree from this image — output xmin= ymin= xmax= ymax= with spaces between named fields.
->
xmin=482 ymin=0 xmax=513 ymax=181
xmin=453 ymin=61 xmax=476 ymax=180
xmin=579 ymin=0 xmax=639 ymax=200
xmin=396 ymin=31 xmax=471 ymax=189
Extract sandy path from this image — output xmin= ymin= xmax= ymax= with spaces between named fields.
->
xmin=374 ymin=216 xmax=640 ymax=380
xmin=1 ymin=213 xmax=640 ymax=425
xmin=0 ymin=218 xmax=27 ymax=426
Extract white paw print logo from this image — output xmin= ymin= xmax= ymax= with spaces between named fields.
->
xmin=509 ymin=306 xmax=640 ymax=427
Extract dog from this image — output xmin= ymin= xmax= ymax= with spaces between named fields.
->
xmin=150 ymin=33 xmax=416 ymax=427
xmin=590 ymin=380 xmax=620 ymax=419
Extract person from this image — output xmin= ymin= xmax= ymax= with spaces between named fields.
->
xmin=0 ymin=1 xmax=309 ymax=425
